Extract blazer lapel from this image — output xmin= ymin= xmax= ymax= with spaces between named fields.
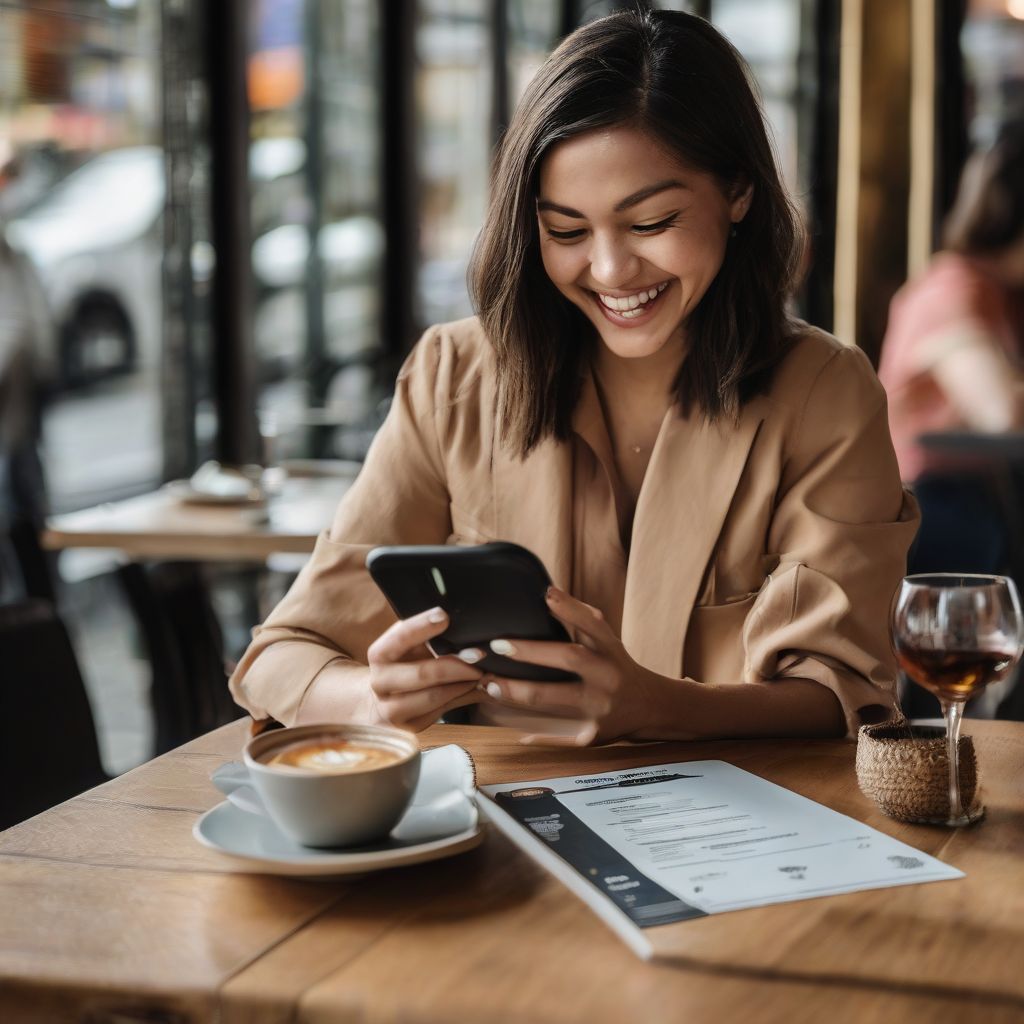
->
xmin=492 ymin=434 xmax=575 ymax=593
xmin=492 ymin=368 xmax=609 ymax=594
xmin=621 ymin=406 xmax=765 ymax=677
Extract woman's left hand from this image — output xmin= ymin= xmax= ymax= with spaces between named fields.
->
xmin=479 ymin=586 xmax=657 ymax=746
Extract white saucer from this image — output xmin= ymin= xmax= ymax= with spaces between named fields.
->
xmin=193 ymin=800 xmax=484 ymax=877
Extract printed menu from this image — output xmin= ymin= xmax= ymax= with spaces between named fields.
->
xmin=480 ymin=761 xmax=963 ymax=959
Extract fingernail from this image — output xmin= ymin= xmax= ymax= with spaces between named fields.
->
xmin=490 ymin=638 xmax=517 ymax=656
xmin=457 ymin=647 xmax=484 ymax=664
xmin=427 ymin=607 xmax=447 ymax=624
xmin=546 ymin=586 xmax=560 ymax=602
xmin=485 ymin=681 xmax=503 ymax=699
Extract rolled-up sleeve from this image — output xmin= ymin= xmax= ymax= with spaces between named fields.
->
xmin=742 ymin=345 xmax=920 ymax=735
xmin=228 ymin=327 xmax=456 ymax=724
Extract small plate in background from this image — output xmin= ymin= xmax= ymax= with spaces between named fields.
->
xmin=165 ymin=480 xmax=266 ymax=507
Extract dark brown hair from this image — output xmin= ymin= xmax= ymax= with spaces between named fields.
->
xmin=944 ymin=117 xmax=1024 ymax=256
xmin=469 ymin=9 xmax=803 ymax=457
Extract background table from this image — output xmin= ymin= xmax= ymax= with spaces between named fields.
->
xmin=38 ymin=472 xmax=355 ymax=754
xmin=1 ymin=720 xmax=1022 ymax=1022
xmin=42 ymin=474 xmax=353 ymax=562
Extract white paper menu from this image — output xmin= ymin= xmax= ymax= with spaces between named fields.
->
xmin=480 ymin=761 xmax=963 ymax=959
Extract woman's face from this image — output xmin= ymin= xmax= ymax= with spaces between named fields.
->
xmin=537 ymin=126 xmax=751 ymax=361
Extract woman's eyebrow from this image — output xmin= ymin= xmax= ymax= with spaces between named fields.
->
xmin=614 ymin=179 xmax=689 ymax=211
xmin=536 ymin=179 xmax=689 ymax=219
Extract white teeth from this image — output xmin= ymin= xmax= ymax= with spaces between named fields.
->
xmin=597 ymin=281 xmax=668 ymax=314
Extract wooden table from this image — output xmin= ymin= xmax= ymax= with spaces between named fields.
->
xmin=1 ymin=720 xmax=1022 ymax=1023
xmin=41 ymin=475 xmax=352 ymax=562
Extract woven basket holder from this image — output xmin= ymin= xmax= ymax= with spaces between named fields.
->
xmin=855 ymin=718 xmax=978 ymax=822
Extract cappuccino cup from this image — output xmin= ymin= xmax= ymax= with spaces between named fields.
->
xmin=215 ymin=723 xmax=421 ymax=848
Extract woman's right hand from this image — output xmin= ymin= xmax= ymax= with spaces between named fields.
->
xmin=365 ymin=607 xmax=485 ymax=731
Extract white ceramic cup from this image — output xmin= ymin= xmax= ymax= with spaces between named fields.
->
xmin=217 ymin=723 xmax=421 ymax=848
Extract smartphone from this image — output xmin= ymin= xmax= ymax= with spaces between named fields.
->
xmin=365 ymin=542 xmax=579 ymax=682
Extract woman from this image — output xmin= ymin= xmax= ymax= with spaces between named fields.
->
xmin=230 ymin=10 xmax=917 ymax=745
xmin=878 ymin=118 xmax=1024 ymax=576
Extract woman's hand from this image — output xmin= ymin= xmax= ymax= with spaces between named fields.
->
xmin=479 ymin=587 xmax=657 ymax=745
xmin=365 ymin=607 xmax=485 ymax=732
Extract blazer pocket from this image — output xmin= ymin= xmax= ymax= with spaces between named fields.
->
xmin=685 ymin=591 xmax=760 ymax=685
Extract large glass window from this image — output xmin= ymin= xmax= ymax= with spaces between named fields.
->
xmin=1 ymin=0 xmax=164 ymax=511
xmin=507 ymin=0 xmax=560 ymax=106
xmin=416 ymin=0 xmax=491 ymax=327
xmin=249 ymin=0 xmax=383 ymax=464
xmin=712 ymin=0 xmax=803 ymax=193
xmin=0 ymin=0 xmax=169 ymax=773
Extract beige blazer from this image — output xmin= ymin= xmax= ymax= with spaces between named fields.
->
xmin=230 ymin=317 xmax=919 ymax=736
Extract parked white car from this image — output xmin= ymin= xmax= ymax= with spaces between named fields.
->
xmin=5 ymin=147 xmax=163 ymax=386
xmin=4 ymin=142 xmax=383 ymax=389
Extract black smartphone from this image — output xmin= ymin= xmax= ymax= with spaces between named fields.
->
xmin=365 ymin=542 xmax=579 ymax=682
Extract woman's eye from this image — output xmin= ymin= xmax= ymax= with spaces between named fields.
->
xmin=546 ymin=227 xmax=586 ymax=241
xmin=632 ymin=215 xmax=678 ymax=234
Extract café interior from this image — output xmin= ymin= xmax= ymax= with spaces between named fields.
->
xmin=1 ymin=1 xmax=1023 ymax=1021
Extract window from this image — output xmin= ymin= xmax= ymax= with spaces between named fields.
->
xmin=1 ymin=0 xmax=165 ymax=510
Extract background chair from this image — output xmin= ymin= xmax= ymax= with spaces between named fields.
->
xmin=0 ymin=598 xmax=109 ymax=830
xmin=117 ymin=561 xmax=242 ymax=754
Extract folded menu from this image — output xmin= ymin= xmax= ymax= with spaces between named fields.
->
xmin=479 ymin=760 xmax=963 ymax=960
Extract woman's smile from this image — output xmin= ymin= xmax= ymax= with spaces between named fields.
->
xmin=593 ymin=281 xmax=670 ymax=322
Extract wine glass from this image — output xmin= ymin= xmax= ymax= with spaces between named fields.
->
xmin=891 ymin=574 xmax=1023 ymax=826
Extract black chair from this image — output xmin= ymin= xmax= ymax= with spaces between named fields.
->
xmin=117 ymin=561 xmax=242 ymax=754
xmin=0 ymin=518 xmax=58 ymax=605
xmin=8 ymin=518 xmax=58 ymax=604
xmin=0 ymin=599 xmax=109 ymax=830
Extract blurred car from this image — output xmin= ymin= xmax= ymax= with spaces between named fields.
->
xmin=4 ymin=142 xmax=383 ymax=390
xmin=5 ymin=146 xmax=163 ymax=388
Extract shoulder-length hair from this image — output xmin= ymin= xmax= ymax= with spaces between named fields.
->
xmin=943 ymin=117 xmax=1024 ymax=256
xmin=469 ymin=9 xmax=803 ymax=457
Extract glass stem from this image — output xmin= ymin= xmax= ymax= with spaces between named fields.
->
xmin=941 ymin=698 xmax=965 ymax=821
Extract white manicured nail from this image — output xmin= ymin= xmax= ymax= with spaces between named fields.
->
xmin=490 ymin=639 xmax=517 ymax=656
xmin=457 ymin=648 xmax=484 ymax=664
xmin=486 ymin=681 xmax=503 ymax=699
xmin=427 ymin=607 xmax=447 ymax=623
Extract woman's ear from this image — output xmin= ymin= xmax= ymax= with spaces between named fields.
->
xmin=729 ymin=181 xmax=754 ymax=223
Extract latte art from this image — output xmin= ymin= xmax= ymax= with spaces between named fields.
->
xmin=265 ymin=738 xmax=404 ymax=775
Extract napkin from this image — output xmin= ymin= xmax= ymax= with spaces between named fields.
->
xmin=211 ymin=743 xmax=478 ymax=845
xmin=394 ymin=743 xmax=478 ymax=842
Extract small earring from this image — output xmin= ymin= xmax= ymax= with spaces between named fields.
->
xmin=730 ymin=224 xmax=738 ymax=239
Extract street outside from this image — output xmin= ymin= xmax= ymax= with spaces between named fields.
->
xmin=42 ymin=368 xmax=162 ymax=515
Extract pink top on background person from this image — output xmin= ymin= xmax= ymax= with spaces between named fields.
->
xmin=877 ymin=251 xmax=1024 ymax=483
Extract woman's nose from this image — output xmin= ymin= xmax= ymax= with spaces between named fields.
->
xmin=588 ymin=235 xmax=640 ymax=289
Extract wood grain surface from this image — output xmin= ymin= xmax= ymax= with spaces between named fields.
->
xmin=1 ymin=719 xmax=1021 ymax=1023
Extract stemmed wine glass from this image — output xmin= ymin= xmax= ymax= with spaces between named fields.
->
xmin=891 ymin=574 xmax=1023 ymax=827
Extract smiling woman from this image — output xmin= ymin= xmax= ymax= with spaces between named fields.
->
xmin=229 ymin=9 xmax=919 ymax=748
xmin=471 ymin=9 xmax=800 ymax=459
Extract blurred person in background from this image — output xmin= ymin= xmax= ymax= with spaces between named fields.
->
xmin=878 ymin=117 xmax=1024 ymax=577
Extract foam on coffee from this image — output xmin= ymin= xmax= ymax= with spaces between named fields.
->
xmin=264 ymin=737 xmax=404 ymax=775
